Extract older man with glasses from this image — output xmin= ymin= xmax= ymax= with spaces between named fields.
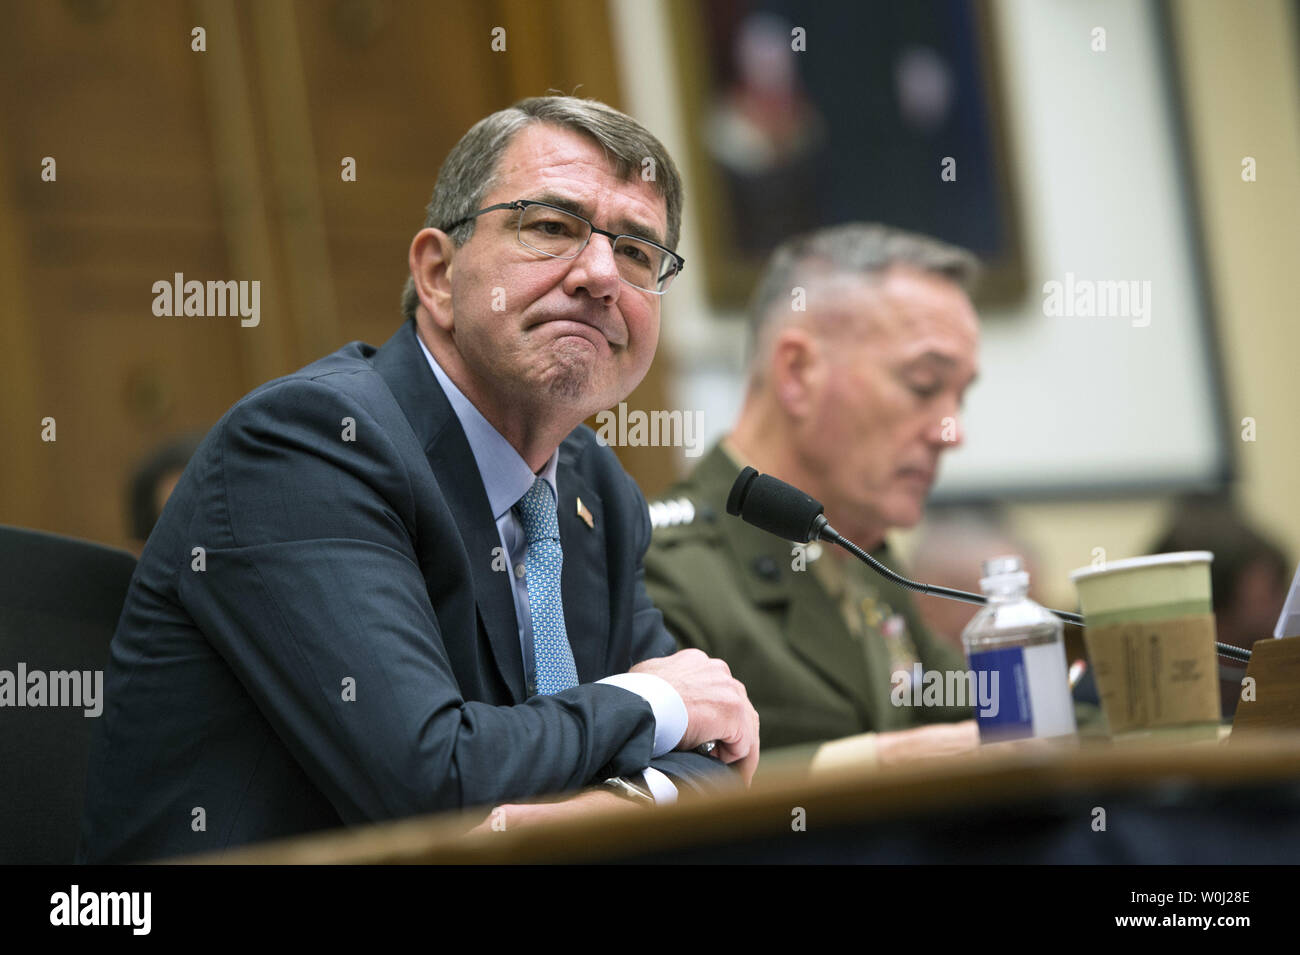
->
xmin=78 ymin=96 xmax=758 ymax=862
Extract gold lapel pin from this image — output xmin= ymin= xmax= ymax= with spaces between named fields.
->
xmin=576 ymin=497 xmax=595 ymax=530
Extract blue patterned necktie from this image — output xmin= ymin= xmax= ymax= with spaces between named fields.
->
xmin=516 ymin=477 xmax=579 ymax=695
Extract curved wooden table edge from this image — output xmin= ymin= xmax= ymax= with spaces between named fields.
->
xmin=172 ymin=732 xmax=1300 ymax=865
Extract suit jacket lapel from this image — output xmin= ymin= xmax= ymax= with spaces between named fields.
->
xmin=371 ymin=320 xmax=527 ymax=703
xmin=556 ymin=451 xmax=610 ymax=685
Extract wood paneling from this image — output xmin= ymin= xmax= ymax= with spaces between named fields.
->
xmin=0 ymin=0 xmax=677 ymax=547
xmin=0 ymin=0 xmax=243 ymax=548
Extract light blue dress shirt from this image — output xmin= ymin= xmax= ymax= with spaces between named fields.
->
xmin=416 ymin=336 xmax=685 ymax=802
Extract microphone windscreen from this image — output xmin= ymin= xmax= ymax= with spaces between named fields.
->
xmin=726 ymin=469 xmax=826 ymax=543
xmin=726 ymin=466 xmax=759 ymax=517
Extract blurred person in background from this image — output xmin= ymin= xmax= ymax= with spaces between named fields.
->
xmin=646 ymin=223 xmax=982 ymax=772
xmin=125 ymin=432 xmax=205 ymax=551
xmin=907 ymin=504 xmax=1040 ymax=651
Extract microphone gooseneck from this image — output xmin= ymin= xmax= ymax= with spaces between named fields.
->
xmin=725 ymin=468 xmax=1252 ymax=663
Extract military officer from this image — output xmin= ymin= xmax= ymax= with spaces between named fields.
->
xmin=645 ymin=223 xmax=983 ymax=768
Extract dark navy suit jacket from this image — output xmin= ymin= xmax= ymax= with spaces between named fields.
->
xmin=78 ymin=319 xmax=725 ymax=862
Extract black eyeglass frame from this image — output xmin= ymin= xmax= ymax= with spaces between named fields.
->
xmin=440 ymin=199 xmax=685 ymax=294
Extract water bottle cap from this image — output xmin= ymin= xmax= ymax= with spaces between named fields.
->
xmin=980 ymin=554 xmax=1029 ymax=593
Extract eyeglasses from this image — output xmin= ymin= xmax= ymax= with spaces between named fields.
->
xmin=441 ymin=199 xmax=685 ymax=295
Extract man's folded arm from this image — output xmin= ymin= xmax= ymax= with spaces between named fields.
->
xmin=180 ymin=376 xmax=667 ymax=822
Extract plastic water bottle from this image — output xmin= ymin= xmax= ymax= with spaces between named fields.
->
xmin=961 ymin=555 xmax=1077 ymax=743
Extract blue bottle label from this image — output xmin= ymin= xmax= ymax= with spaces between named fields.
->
xmin=968 ymin=645 xmax=1033 ymax=741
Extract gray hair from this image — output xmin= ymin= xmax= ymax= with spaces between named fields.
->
xmin=746 ymin=223 xmax=980 ymax=375
xmin=401 ymin=96 xmax=683 ymax=323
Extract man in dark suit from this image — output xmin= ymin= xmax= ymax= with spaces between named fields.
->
xmin=78 ymin=96 xmax=758 ymax=862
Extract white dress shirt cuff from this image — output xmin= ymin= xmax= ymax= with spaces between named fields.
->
xmin=640 ymin=767 xmax=678 ymax=805
xmin=597 ymin=672 xmax=688 ymax=757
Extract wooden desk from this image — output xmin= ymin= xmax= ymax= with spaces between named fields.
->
xmin=184 ymin=731 xmax=1300 ymax=864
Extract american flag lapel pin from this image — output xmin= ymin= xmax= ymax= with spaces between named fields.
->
xmin=576 ymin=497 xmax=594 ymax=530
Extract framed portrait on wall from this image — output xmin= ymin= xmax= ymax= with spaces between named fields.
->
xmin=671 ymin=0 xmax=1026 ymax=309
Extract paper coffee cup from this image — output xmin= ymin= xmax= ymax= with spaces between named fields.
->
xmin=1070 ymin=552 xmax=1221 ymax=738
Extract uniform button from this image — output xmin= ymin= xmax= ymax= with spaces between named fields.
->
xmin=514 ymin=563 xmax=526 ymax=579
xmin=752 ymin=555 xmax=780 ymax=581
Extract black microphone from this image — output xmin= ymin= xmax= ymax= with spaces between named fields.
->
xmin=725 ymin=466 xmax=830 ymax=544
xmin=725 ymin=468 xmax=1252 ymax=662
xmin=727 ymin=466 xmax=1011 ymax=612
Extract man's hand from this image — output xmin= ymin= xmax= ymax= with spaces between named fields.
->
xmin=469 ymin=789 xmax=639 ymax=834
xmin=630 ymin=649 xmax=760 ymax=785
xmin=875 ymin=720 xmax=980 ymax=767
